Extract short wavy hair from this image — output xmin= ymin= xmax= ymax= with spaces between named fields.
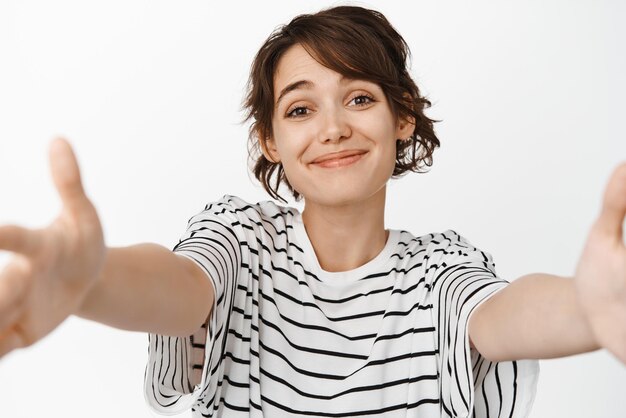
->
xmin=243 ymin=5 xmax=440 ymax=203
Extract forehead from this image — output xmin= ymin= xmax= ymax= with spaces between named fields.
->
xmin=273 ymin=44 xmax=347 ymax=94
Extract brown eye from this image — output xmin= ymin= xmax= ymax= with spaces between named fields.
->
xmin=286 ymin=106 xmax=310 ymax=118
xmin=349 ymin=94 xmax=375 ymax=107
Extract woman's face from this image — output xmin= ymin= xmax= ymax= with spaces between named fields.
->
xmin=264 ymin=43 xmax=414 ymax=207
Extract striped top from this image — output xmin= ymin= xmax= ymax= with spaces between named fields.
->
xmin=144 ymin=195 xmax=539 ymax=417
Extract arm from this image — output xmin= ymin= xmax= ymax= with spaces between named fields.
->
xmin=468 ymin=273 xmax=600 ymax=362
xmin=77 ymin=244 xmax=214 ymax=337
xmin=0 ymin=138 xmax=214 ymax=358
xmin=471 ymin=162 xmax=626 ymax=364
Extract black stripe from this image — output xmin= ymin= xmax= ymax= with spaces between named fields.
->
xmin=260 ymin=393 xmax=439 ymax=417
xmin=258 ymin=366 xmax=438 ymax=400
xmin=509 ymin=360 xmax=518 ymax=418
xmin=145 ymin=198 xmax=533 ymax=418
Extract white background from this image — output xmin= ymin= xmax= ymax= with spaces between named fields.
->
xmin=0 ymin=1 xmax=624 ymax=417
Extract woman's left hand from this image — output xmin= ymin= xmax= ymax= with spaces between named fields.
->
xmin=574 ymin=162 xmax=626 ymax=365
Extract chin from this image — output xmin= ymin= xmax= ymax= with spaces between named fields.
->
xmin=300 ymin=185 xmax=382 ymax=208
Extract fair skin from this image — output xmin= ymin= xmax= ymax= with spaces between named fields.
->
xmin=262 ymin=44 xmax=414 ymax=273
xmin=0 ymin=43 xmax=624 ymax=373
xmin=262 ymin=44 xmax=626 ymax=363
xmin=0 ymin=140 xmax=213 ymax=356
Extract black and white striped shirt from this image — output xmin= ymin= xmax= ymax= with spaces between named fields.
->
xmin=144 ymin=195 xmax=539 ymax=417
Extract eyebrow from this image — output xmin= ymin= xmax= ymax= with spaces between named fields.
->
xmin=274 ymin=75 xmax=359 ymax=108
xmin=275 ymin=80 xmax=313 ymax=108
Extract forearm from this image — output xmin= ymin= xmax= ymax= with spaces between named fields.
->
xmin=75 ymin=243 xmax=213 ymax=337
xmin=469 ymin=273 xmax=601 ymax=362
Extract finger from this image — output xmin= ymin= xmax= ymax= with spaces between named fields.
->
xmin=594 ymin=161 xmax=626 ymax=242
xmin=0 ymin=225 xmax=42 ymax=256
xmin=0 ymin=325 xmax=27 ymax=358
xmin=49 ymin=137 xmax=88 ymax=211
xmin=0 ymin=259 xmax=29 ymax=331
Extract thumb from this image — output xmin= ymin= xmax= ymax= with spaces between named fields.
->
xmin=49 ymin=137 xmax=87 ymax=210
xmin=594 ymin=161 xmax=626 ymax=243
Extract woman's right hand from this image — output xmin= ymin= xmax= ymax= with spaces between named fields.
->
xmin=0 ymin=138 xmax=106 ymax=358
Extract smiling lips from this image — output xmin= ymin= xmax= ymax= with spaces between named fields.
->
xmin=311 ymin=150 xmax=367 ymax=168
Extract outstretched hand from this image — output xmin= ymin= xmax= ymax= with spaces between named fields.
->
xmin=574 ymin=162 xmax=626 ymax=365
xmin=0 ymin=138 xmax=106 ymax=358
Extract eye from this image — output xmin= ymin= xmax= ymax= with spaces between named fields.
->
xmin=348 ymin=93 xmax=375 ymax=107
xmin=286 ymin=105 xmax=310 ymax=119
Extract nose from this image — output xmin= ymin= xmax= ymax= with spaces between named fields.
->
xmin=317 ymin=107 xmax=351 ymax=143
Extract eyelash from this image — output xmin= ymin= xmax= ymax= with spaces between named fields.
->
xmin=285 ymin=94 xmax=375 ymax=119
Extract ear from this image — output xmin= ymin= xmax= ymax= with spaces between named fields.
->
xmin=395 ymin=113 xmax=416 ymax=142
xmin=395 ymin=93 xmax=416 ymax=141
xmin=259 ymin=135 xmax=281 ymax=163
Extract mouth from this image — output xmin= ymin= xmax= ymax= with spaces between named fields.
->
xmin=311 ymin=152 xmax=367 ymax=169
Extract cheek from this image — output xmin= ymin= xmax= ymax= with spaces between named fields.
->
xmin=279 ymin=159 xmax=308 ymax=197
xmin=376 ymin=126 xmax=401 ymax=175
xmin=364 ymin=121 xmax=398 ymax=159
xmin=274 ymin=128 xmax=309 ymax=161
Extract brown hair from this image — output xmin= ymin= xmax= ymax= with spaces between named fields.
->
xmin=243 ymin=5 xmax=440 ymax=203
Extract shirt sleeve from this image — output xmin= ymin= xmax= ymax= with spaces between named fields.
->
xmin=143 ymin=195 xmax=244 ymax=415
xmin=427 ymin=230 xmax=539 ymax=418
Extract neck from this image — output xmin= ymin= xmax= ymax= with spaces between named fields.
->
xmin=301 ymin=186 xmax=388 ymax=273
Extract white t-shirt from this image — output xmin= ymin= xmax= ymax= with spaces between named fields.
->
xmin=144 ymin=195 xmax=539 ymax=417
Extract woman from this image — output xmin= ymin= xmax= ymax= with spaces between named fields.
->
xmin=0 ymin=5 xmax=624 ymax=418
